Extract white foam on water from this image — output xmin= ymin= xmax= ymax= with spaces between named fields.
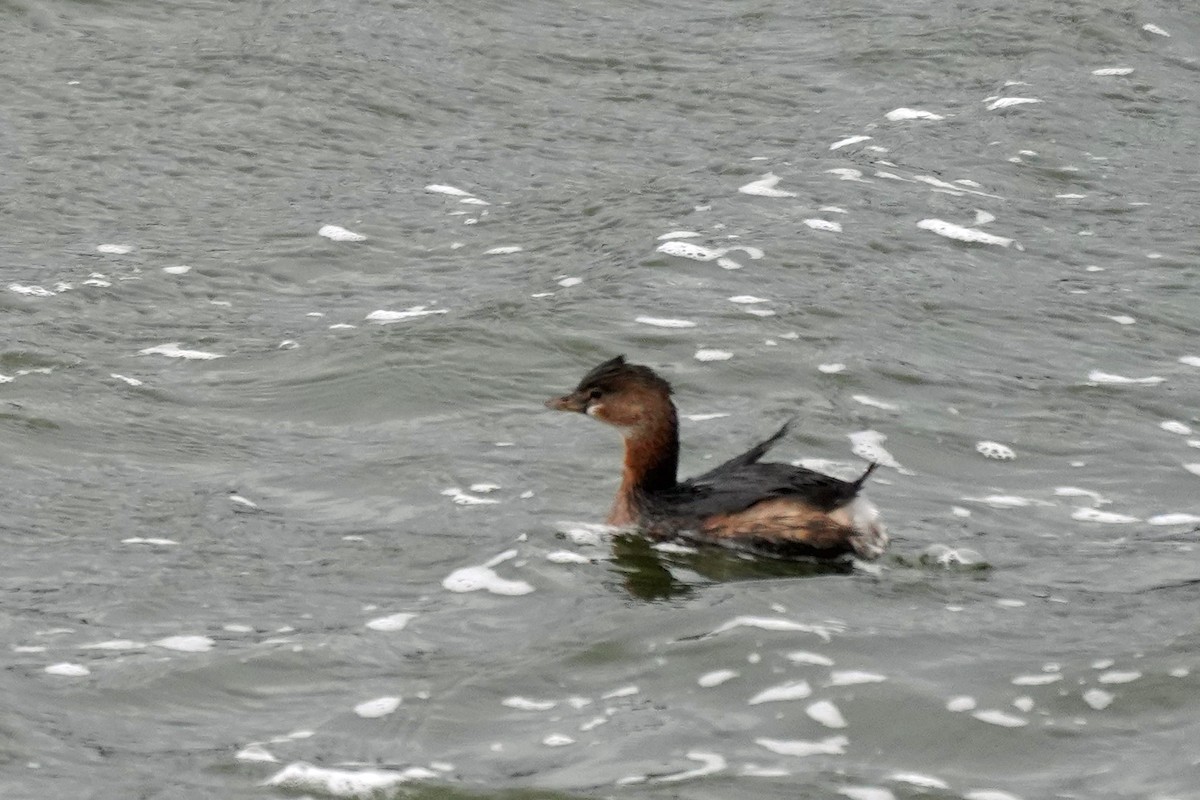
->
xmin=684 ymin=412 xmax=730 ymax=421
xmin=965 ymin=792 xmax=1024 ymax=800
xmin=817 ymin=363 xmax=847 ymax=374
xmin=947 ymin=696 xmax=977 ymax=712
xmin=952 ymin=506 xmax=971 ymax=517
xmin=729 ymin=295 xmax=769 ymax=305
xmin=366 ymin=306 xmax=448 ymax=324
xmin=425 ymin=184 xmax=475 ymax=198
xmin=440 ymin=487 xmax=500 ymax=506
xmin=502 ymin=696 xmax=557 ymax=711
xmin=1013 ymin=696 xmax=1035 ymax=712
xmin=852 ymin=395 xmax=899 ymax=410
xmin=986 ymin=97 xmax=1041 ymax=110
xmin=96 ymin=243 xmax=132 ymax=254
xmin=329 ymin=323 xmax=356 ymax=330
xmin=354 ymin=696 xmax=401 ymax=718
xmin=554 ymin=521 xmax=613 ymax=546
xmin=744 ymin=307 xmax=775 ymax=317
xmin=972 ymin=709 xmax=1027 ymax=727
xmin=1072 ymin=508 xmax=1139 ymax=523
xmin=1054 ymin=486 xmax=1107 ymax=505
xmin=267 ymin=763 xmax=435 ymax=795
xmin=459 ymin=197 xmax=488 ymax=205
xmin=1142 ymin=23 xmax=1170 ymax=37
xmin=229 ymin=494 xmax=259 ymax=510
xmin=1185 ymin=464 xmax=1200 ymax=477
xmin=826 ymin=168 xmax=868 ymax=181
xmin=443 ymin=559 xmax=533 ymax=595
xmin=84 ymin=274 xmax=112 ymax=287
xmin=786 ymin=651 xmax=835 ymax=666
xmin=974 ymin=210 xmax=997 ymax=225
xmin=602 ymin=685 xmax=639 ymax=699
xmin=14 ymin=646 xmax=47 ymax=653
xmin=80 ymin=640 xmax=146 ymax=650
xmin=695 ymin=349 xmax=733 ymax=362
xmin=1161 ymin=421 xmax=1193 ymax=435
xmin=698 ymin=669 xmax=739 ymax=687
xmin=848 ymin=430 xmax=909 ymax=474
xmin=806 ymin=700 xmax=847 ymax=728
xmin=1097 ymin=670 xmax=1141 ymax=684
xmin=658 ymin=751 xmax=726 ymax=782
xmin=318 ymin=225 xmax=365 ymax=242
xmin=1092 ymin=67 xmax=1134 ymax=76
xmin=579 ymin=716 xmax=608 ymax=731
xmin=804 ymin=219 xmax=843 ymax=232
xmin=657 ymin=231 xmax=702 ymax=240
xmin=828 ymin=670 xmax=885 ymax=686
xmin=1105 ymin=315 xmax=1136 ymax=325
xmin=918 ymin=219 xmax=1013 ymax=247
xmin=756 ymin=735 xmax=848 ymax=757
xmin=716 ymin=256 xmax=742 ymax=270
xmin=976 ymin=441 xmax=1016 ymax=460
xmin=1170 ymin=667 xmax=1189 ymax=678
xmin=121 ymin=537 xmax=178 ymax=546
xmin=741 ymin=765 xmax=790 ymax=777
xmin=1059 ymin=193 xmax=1087 ymax=200
xmin=546 ymin=550 xmax=591 ymax=564
xmin=153 ymin=635 xmax=214 ymax=652
xmin=542 ymin=734 xmax=574 ymax=747
xmin=235 ymin=744 xmax=278 ymax=763
xmin=365 ymin=612 xmax=415 ymax=632
xmin=738 ymin=173 xmax=797 ymax=198
xmin=138 ymin=343 xmax=223 ymax=360
xmin=1088 ymin=370 xmax=1165 ymax=385
xmin=1082 ymin=688 xmax=1114 ymax=710
xmin=1180 ymin=355 xmax=1200 ymax=369
xmin=1148 ymin=513 xmax=1200 ymax=525
xmin=485 ymin=245 xmax=523 ymax=255
xmin=891 ymin=773 xmax=950 ymax=789
xmin=885 ymin=107 xmax=944 ymax=121
xmin=748 ymin=680 xmax=812 ymax=705
xmin=557 ymin=276 xmax=582 ymax=287
xmin=635 ymin=316 xmax=696 ymax=328
xmin=45 ymin=663 xmax=90 ymax=677
xmin=656 ymin=240 xmax=721 ymax=261
xmin=1092 ymin=659 xmax=1115 ymax=670
xmin=830 ymin=135 xmax=872 ymax=150
xmin=9 ymin=283 xmax=56 ymax=296
xmin=839 ymin=788 xmax=895 ymax=800
xmin=711 ymin=616 xmax=838 ymax=641
xmin=1012 ymin=673 xmax=1062 ymax=686
xmin=820 ymin=206 xmax=848 ymax=214
xmin=996 ymin=599 xmax=1026 ymax=608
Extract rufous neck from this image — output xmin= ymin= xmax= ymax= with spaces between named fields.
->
xmin=619 ymin=405 xmax=679 ymax=495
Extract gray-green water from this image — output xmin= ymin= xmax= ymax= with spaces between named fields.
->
xmin=3 ymin=1 xmax=1200 ymax=798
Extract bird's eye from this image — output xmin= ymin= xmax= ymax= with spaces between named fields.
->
xmin=588 ymin=388 xmax=603 ymax=400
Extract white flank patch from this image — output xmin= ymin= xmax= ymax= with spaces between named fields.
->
xmin=318 ymin=225 xmax=366 ymax=242
xmin=425 ymin=184 xmax=473 ymax=196
xmin=698 ymin=669 xmax=739 ymax=687
xmin=634 ymin=315 xmax=696 ymax=328
xmin=153 ymin=635 xmax=214 ymax=652
xmin=96 ymin=243 xmax=132 ymax=254
xmin=365 ymin=612 xmax=416 ymax=632
xmin=695 ymin=349 xmax=733 ymax=362
xmin=366 ymin=306 xmax=448 ymax=323
xmin=885 ymin=107 xmax=944 ymax=121
xmin=755 ymin=735 xmax=848 ymax=757
xmin=1087 ymin=370 xmax=1165 ymax=385
xmin=806 ymin=700 xmax=847 ymax=728
xmin=804 ymin=219 xmax=843 ymax=232
xmin=45 ymin=663 xmax=90 ymax=677
xmin=976 ymin=441 xmax=1016 ymax=460
xmin=138 ymin=343 xmax=223 ymax=360
xmin=830 ymin=135 xmax=872 ymax=150
xmin=354 ymin=696 xmax=401 ymax=718
xmin=656 ymin=240 xmax=721 ymax=261
xmin=986 ymin=97 xmax=1042 ymax=110
xmin=738 ymin=172 xmax=797 ymax=198
xmin=972 ymin=709 xmax=1027 ymax=727
xmin=485 ymin=245 xmax=523 ymax=255
xmin=748 ymin=680 xmax=812 ymax=705
xmin=1092 ymin=67 xmax=1134 ymax=76
xmin=1071 ymin=508 xmax=1140 ymax=523
xmin=918 ymin=219 xmax=1013 ymax=247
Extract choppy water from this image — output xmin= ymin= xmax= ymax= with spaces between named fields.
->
xmin=3 ymin=1 xmax=1200 ymax=798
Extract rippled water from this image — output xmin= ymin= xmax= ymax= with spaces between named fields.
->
xmin=4 ymin=1 xmax=1200 ymax=798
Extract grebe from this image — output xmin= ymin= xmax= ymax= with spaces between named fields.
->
xmin=545 ymin=356 xmax=888 ymax=560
